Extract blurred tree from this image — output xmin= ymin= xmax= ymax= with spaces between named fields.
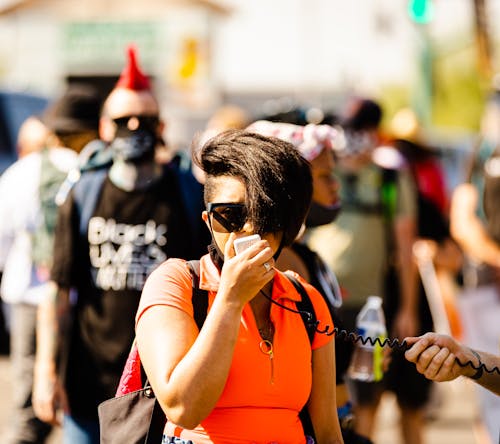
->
xmin=408 ymin=0 xmax=434 ymax=25
xmin=473 ymin=0 xmax=493 ymax=82
xmin=432 ymin=45 xmax=484 ymax=131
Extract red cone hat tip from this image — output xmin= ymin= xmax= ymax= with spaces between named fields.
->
xmin=115 ymin=44 xmax=151 ymax=91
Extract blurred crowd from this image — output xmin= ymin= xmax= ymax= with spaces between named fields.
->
xmin=0 ymin=43 xmax=499 ymax=444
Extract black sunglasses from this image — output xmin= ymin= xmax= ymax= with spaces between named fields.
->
xmin=112 ymin=115 xmax=160 ymax=132
xmin=207 ymin=202 xmax=247 ymax=233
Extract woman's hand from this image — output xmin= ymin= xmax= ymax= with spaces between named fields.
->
xmin=217 ymin=233 xmax=276 ymax=306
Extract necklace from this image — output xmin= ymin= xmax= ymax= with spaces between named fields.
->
xmin=255 ymin=289 xmax=275 ymax=384
xmin=257 ymin=320 xmax=275 ymax=385
xmin=256 ymin=289 xmax=274 ymax=342
xmin=259 ymin=339 xmax=274 ymax=384
xmin=258 ymin=319 xmax=275 ymax=342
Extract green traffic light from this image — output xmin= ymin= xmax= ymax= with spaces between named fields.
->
xmin=408 ymin=0 xmax=434 ymax=24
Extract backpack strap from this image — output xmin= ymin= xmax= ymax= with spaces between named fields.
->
xmin=186 ymin=260 xmax=209 ymax=330
xmin=283 ymin=272 xmax=318 ymax=441
xmin=55 ymin=141 xmax=111 ymax=207
xmin=284 ymin=272 xmax=316 ymax=345
xmin=33 ymin=148 xmax=69 ymax=268
xmin=380 ymin=168 xmax=398 ymax=262
xmin=72 ymin=168 xmax=108 ymax=238
xmin=79 ymin=141 xmax=112 ymax=172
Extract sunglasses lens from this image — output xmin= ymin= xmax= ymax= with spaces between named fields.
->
xmin=113 ymin=115 xmax=160 ymax=132
xmin=209 ymin=204 xmax=246 ymax=233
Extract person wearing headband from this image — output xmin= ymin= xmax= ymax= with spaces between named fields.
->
xmin=246 ymin=120 xmax=343 ymax=230
xmin=33 ymin=45 xmax=197 ymax=443
xmin=248 ymin=120 xmax=374 ymax=444
xmin=136 ymin=130 xmax=344 ymax=443
xmin=306 ymin=98 xmax=421 ymax=444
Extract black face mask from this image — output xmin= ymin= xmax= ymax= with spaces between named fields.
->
xmin=305 ymin=201 xmax=342 ymax=228
xmin=110 ymin=128 xmax=157 ymax=162
xmin=110 ymin=115 xmax=160 ymax=162
xmin=208 ymin=241 xmax=224 ymax=271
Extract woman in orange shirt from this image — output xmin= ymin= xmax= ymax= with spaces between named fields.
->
xmin=136 ymin=130 xmax=344 ymax=443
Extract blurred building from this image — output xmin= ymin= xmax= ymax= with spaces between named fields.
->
xmin=0 ymin=0 xmax=232 ymax=148
xmin=0 ymin=0 xmax=498 ymax=148
xmin=0 ymin=91 xmax=47 ymax=174
xmin=0 ymin=0 xmax=229 ymax=98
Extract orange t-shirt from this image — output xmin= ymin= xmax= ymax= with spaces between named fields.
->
xmin=136 ymin=254 xmax=334 ymax=444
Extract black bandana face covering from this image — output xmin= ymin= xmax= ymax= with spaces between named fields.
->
xmin=110 ymin=128 xmax=157 ymax=162
xmin=208 ymin=241 xmax=224 ymax=270
xmin=110 ymin=115 xmax=160 ymax=162
xmin=305 ymin=201 xmax=341 ymax=228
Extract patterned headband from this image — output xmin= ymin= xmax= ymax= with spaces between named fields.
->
xmin=246 ymin=120 xmax=345 ymax=161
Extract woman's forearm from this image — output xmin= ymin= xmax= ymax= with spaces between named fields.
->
xmin=138 ymin=294 xmax=244 ymax=429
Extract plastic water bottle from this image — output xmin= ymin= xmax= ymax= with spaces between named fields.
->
xmin=347 ymin=296 xmax=387 ymax=382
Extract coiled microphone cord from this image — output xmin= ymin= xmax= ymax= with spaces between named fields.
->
xmin=259 ymin=289 xmax=500 ymax=376
xmin=315 ymin=322 xmax=500 ymax=376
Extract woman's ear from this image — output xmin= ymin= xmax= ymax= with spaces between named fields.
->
xmin=202 ymin=211 xmax=210 ymax=228
xmin=99 ymin=116 xmax=115 ymax=143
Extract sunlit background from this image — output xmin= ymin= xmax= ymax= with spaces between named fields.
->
xmin=0 ymin=0 xmax=498 ymax=146
xmin=0 ymin=2 xmax=497 ymax=443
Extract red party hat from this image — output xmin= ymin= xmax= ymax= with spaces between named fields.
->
xmin=115 ymin=44 xmax=151 ymax=91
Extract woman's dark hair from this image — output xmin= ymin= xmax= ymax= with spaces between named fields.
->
xmin=193 ymin=129 xmax=313 ymax=247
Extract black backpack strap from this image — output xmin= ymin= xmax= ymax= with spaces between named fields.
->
xmin=139 ymin=260 xmax=207 ymax=389
xmin=284 ymin=272 xmax=316 ymax=345
xmin=290 ymin=243 xmax=342 ymax=318
xmin=186 ymin=264 xmax=316 ymax=342
xmin=186 ymin=260 xmax=209 ymax=330
xmin=55 ymin=141 xmax=111 ymax=208
xmin=284 ymin=272 xmax=317 ymax=441
xmin=72 ymin=168 xmax=108 ymax=238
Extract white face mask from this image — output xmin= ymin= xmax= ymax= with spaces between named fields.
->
xmin=341 ymin=130 xmax=377 ymax=157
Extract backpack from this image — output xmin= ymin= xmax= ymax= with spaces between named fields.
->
xmin=53 ymin=140 xmax=113 ymax=236
xmin=32 ymin=148 xmax=70 ymax=271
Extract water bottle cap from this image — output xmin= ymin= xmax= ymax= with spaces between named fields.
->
xmin=367 ymin=295 xmax=382 ymax=306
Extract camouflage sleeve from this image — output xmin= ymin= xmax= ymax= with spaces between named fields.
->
xmin=396 ymin=168 xmax=417 ymax=220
